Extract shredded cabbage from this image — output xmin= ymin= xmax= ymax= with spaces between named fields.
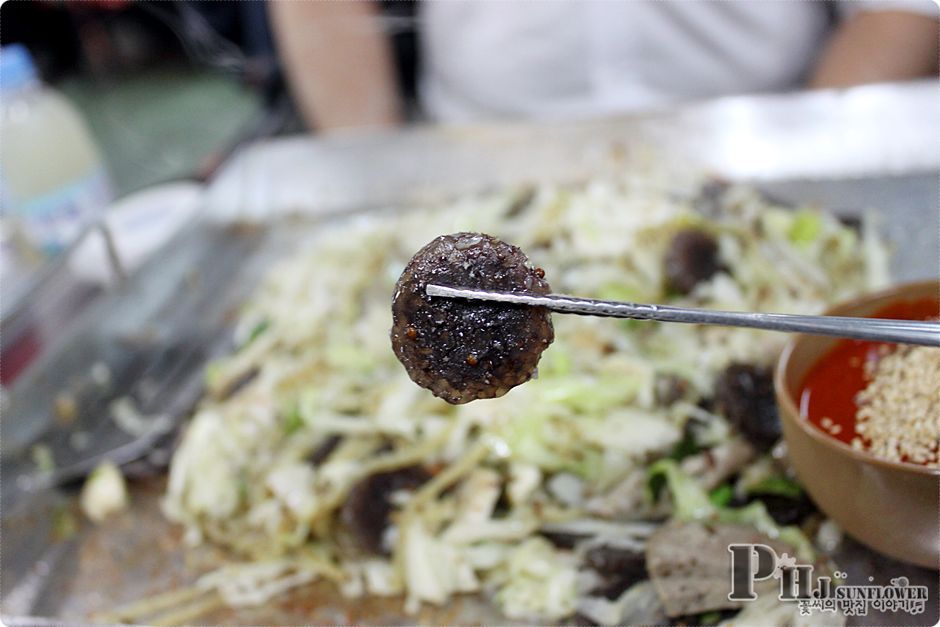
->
xmin=161 ymin=171 xmax=887 ymax=617
xmin=495 ymin=537 xmax=579 ymax=621
xmin=81 ymin=462 xmax=128 ymax=523
xmin=648 ymin=459 xmax=815 ymax=561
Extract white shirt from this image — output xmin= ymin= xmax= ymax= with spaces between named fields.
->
xmin=420 ymin=0 xmax=937 ymax=122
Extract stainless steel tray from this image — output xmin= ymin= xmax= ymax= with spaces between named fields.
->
xmin=2 ymin=82 xmax=939 ymax=626
xmin=205 ymin=80 xmax=940 ymax=215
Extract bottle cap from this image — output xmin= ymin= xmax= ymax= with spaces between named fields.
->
xmin=1 ymin=44 xmax=39 ymax=93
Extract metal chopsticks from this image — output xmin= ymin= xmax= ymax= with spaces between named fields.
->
xmin=426 ymin=285 xmax=940 ymax=347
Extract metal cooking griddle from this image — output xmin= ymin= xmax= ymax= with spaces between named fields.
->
xmin=2 ymin=82 xmax=938 ymax=626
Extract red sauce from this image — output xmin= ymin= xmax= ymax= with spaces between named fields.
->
xmin=798 ymin=297 xmax=939 ymax=450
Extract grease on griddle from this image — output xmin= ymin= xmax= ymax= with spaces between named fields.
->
xmin=391 ymin=233 xmax=554 ymax=404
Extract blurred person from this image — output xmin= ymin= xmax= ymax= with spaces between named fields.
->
xmin=270 ymin=0 xmax=939 ymax=132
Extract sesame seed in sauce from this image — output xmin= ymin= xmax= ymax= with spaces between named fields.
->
xmin=855 ymin=345 xmax=940 ymax=468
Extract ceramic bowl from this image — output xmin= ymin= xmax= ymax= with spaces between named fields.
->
xmin=775 ymin=280 xmax=939 ymax=568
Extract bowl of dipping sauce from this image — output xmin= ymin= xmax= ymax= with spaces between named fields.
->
xmin=775 ymin=280 xmax=939 ymax=568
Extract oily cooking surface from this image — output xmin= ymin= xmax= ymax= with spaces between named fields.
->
xmin=391 ymin=233 xmax=554 ymax=404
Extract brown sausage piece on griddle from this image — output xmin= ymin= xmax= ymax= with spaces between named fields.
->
xmin=340 ymin=466 xmax=430 ymax=555
xmin=664 ymin=229 xmax=722 ymax=295
xmin=714 ymin=363 xmax=781 ymax=452
xmin=391 ymin=233 xmax=554 ymax=404
xmin=584 ymin=545 xmax=648 ymax=599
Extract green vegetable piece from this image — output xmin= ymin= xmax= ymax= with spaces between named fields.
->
xmin=708 ymin=484 xmax=734 ymax=507
xmin=31 ymin=444 xmax=55 ymax=474
xmin=648 ymin=459 xmax=815 ymax=562
xmin=283 ymin=404 xmax=304 ymax=435
xmin=205 ymin=360 xmax=224 ymax=388
xmin=789 ymin=210 xmax=822 ymax=247
xmin=52 ymin=505 xmax=78 ymax=541
xmin=748 ymin=475 xmax=803 ymax=499
xmin=670 ymin=428 xmax=701 ymax=461
xmin=647 ymin=458 xmax=715 ymax=520
xmin=244 ymin=319 xmax=270 ymax=348
xmin=698 ymin=610 xmax=725 ymax=625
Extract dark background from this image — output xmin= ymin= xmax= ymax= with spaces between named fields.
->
xmin=1 ymin=0 xmax=420 ymax=194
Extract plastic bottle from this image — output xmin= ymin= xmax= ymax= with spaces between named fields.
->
xmin=1 ymin=43 xmax=113 ymax=254
xmin=1 ymin=44 xmax=114 ymax=385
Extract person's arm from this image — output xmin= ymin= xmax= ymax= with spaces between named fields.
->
xmin=268 ymin=1 xmax=402 ymax=132
xmin=810 ymin=10 xmax=938 ymax=88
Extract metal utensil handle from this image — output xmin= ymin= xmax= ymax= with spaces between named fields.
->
xmin=425 ymin=285 xmax=940 ymax=347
